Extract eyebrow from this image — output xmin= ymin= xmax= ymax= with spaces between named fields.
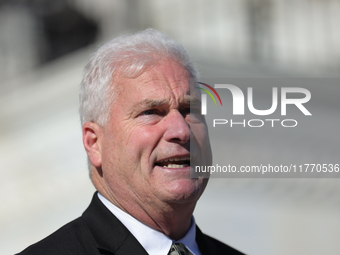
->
xmin=131 ymin=96 xmax=201 ymax=112
xmin=136 ymin=99 xmax=168 ymax=108
xmin=186 ymin=97 xmax=201 ymax=107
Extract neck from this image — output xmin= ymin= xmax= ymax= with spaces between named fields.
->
xmin=107 ymin=190 xmax=196 ymax=240
xmin=132 ymin=200 xmax=196 ymax=240
xmin=93 ymin=175 xmax=196 ymax=240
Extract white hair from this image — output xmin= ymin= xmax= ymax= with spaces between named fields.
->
xmin=79 ymin=28 xmax=199 ymax=127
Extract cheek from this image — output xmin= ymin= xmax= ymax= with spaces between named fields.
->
xmin=124 ymin=126 xmax=164 ymax=165
xmin=191 ymin=124 xmax=212 ymax=164
xmin=191 ymin=123 xmax=209 ymax=145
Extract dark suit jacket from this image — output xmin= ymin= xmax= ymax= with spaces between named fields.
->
xmin=17 ymin=193 xmax=244 ymax=255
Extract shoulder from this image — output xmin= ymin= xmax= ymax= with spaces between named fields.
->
xmin=16 ymin=217 xmax=98 ymax=255
xmin=196 ymin=226 xmax=245 ymax=255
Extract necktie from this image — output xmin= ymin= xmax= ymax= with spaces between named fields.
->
xmin=168 ymin=242 xmax=192 ymax=255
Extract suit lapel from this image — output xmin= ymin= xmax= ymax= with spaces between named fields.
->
xmin=196 ymin=226 xmax=214 ymax=255
xmin=196 ymin=225 xmax=245 ymax=255
xmin=81 ymin=193 xmax=148 ymax=255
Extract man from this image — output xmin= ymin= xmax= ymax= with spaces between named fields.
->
xmin=17 ymin=29 xmax=244 ymax=255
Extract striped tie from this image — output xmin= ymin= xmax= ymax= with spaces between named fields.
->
xmin=168 ymin=242 xmax=193 ymax=255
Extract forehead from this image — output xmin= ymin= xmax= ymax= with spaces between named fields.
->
xmin=115 ymin=59 xmax=193 ymax=102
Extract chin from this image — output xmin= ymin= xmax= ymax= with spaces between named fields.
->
xmin=164 ymin=178 xmax=207 ymax=203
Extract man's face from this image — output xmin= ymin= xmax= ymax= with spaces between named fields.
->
xmin=99 ymin=59 xmax=212 ymax=209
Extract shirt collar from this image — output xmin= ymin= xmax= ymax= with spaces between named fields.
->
xmin=98 ymin=193 xmax=200 ymax=255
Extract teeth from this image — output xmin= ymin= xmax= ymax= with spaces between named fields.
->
xmin=158 ymin=156 xmax=190 ymax=163
xmin=166 ymin=164 xmax=189 ymax=168
xmin=156 ymin=156 xmax=190 ymax=168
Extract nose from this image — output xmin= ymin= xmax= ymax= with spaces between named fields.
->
xmin=163 ymin=110 xmax=190 ymax=144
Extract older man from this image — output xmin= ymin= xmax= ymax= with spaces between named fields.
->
xmin=17 ymin=29 xmax=244 ymax=255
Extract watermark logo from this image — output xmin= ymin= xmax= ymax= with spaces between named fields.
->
xmin=196 ymin=82 xmax=222 ymax=115
xmin=197 ymin=82 xmax=312 ymax=128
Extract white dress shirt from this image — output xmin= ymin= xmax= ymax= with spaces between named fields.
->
xmin=98 ymin=193 xmax=201 ymax=255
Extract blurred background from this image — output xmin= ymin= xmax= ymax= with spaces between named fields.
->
xmin=1 ymin=0 xmax=340 ymax=254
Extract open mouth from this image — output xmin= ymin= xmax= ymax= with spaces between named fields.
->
xmin=155 ymin=156 xmax=190 ymax=168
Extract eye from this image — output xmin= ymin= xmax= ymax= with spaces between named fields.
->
xmin=143 ymin=109 xmax=158 ymax=115
xmin=181 ymin=108 xmax=191 ymax=116
xmin=182 ymin=107 xmax=200 ymax=115
xmin=184 ymin=107 xmax=204 ymax=123
xmin=138 ymin=108 xmax=165 ymax=125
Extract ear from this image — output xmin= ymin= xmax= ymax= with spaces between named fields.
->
xmin=83 ymin=122 xmax=103 ymax=168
